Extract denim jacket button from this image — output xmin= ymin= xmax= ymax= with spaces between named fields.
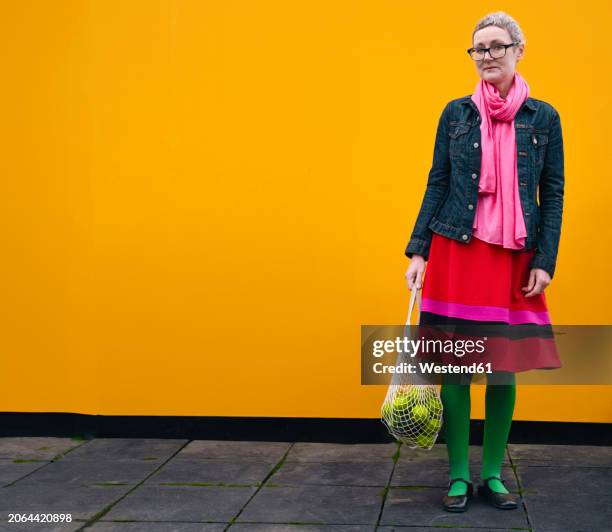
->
xmin=533 ymin=137 xmax=538 ymax=145
xmin=471 ymin=173 xmax=477 ymax=179
xmin=468 ymin=204 xmax=474 ymax=210
xmin=473 ymin=142 xmax=479 ymax=148
xmin=462 ymin=234 xmax=468 ymax=240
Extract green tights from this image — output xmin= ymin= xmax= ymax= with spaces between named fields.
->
xmin=441 ymin=372 xmax=516 ymax=496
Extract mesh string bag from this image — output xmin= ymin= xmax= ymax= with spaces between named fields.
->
xmin=380 ymin=284 xmax=444 ymax=450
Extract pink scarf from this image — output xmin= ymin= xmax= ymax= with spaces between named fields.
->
xmin=471 ymin=71 xmax=529 ymax=249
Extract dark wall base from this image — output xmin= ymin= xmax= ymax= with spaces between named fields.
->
xmin=0 ymin=413 xmax=610 ymax=445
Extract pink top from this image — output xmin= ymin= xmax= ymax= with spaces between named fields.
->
xmin=471 ymin=117 xmax=527 ymax=249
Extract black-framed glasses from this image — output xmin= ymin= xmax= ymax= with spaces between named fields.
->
xmin=467 ymin=42 xmax=519 ymax=61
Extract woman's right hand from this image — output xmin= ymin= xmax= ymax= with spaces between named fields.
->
xmin=405 ymin=255 xmax=426 ymax=290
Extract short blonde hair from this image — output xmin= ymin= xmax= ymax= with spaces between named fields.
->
xmin=472 ymin=11 xmax=526 ymax=46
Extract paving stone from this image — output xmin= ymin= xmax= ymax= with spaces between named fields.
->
xmin=236 ymin=485 xmax=382 ymax=525
xmin=229 ymin=526 xmax=372 ymax=531
xmin=101 ymin=485 xmax=255 ymax=522
xmin=175 ymin=440 xmax=291 ymax=461
xmin=516 ymin=465 xmax=611 ymax=531
xmin=145 ymin=459 xmax=276 ymax=485
xmin=267 ymin=460 xmax=392 ymax=487
xmin=0 ymin=459 xmax=50 ymax=486
xmin=508 ymin=444 xmax=612 ymax=467
xmin=0 ymin=438 xmax=83 ymax=461
xmin=60 ymin=439 xmax=187 ymax=462
xmin=0 ymin=483 xmax=130 ymax=520
xmin=376 ymin=525 xmax=529 ymax=532
xmin=379 ymin=486 xmax=529 ymax=528
xmin=391 ymin=464 xmax=518 ymax=492
xmin=88 ymin=524 xmax=224 ymax=531
xmin=394 ymin=443 xmax=447 ymax=466
xmin=480 ymin=449 xmax=512 ymax=466
xmin=14 ymin=459 xmax=161 ymax=486
xmin=397 ymin=444 xmax=510 ymax=467
xmin=284 ymin=443 xmax=397 ymax=463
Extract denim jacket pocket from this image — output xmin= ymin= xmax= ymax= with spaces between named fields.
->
xmin=531 ymin=131 xmax=549 ymax=166
xmin=448 ymin=122 xmax=471 ymax=158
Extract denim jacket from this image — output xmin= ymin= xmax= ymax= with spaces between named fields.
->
xmin=405 ymin=95 xmax=565 ymax=279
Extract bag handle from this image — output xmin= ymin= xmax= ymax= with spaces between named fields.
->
xmin=405 ymin=282 xmax=423 ymax=326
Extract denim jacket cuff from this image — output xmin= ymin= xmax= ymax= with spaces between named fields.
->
xmin=528 ymin=253 xmax=556 ymax=280
xmin=405 ymin=238 xmax=430 ymax=261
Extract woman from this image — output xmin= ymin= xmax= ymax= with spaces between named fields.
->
xmin=404 ymin=12 xmax=564 ymax=512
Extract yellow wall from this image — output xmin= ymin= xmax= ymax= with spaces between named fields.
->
xmin=1 ymin=1 xmax=610 ymax=422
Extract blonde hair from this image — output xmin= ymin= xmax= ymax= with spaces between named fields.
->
xmin=472 ymin=11 xmax=526 ymax=46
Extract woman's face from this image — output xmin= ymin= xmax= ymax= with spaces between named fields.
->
xmin=472 ymin=26 xmax=524 ymax=87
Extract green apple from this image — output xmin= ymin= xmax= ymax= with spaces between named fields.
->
xmin=411 ymin=404 xmax=428 ymax=423
xmin=392 ymin=393 xmax=410 ymax=412
xmin=406 ymin=387 xmax=420 ymax=405
xmin=426 ymin=417 xmax=443 ymax=432
xmin=416 ymin=433 xmax=435 ymax=449
xmin=382 ymin=402 xmax=392 ymax=421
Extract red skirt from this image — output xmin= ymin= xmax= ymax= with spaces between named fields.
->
xmin=416 ymin=232 xmax=561 ymax=373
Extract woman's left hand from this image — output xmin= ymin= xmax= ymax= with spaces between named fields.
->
xmin=521 ymin=268 xmax=551 ymax=297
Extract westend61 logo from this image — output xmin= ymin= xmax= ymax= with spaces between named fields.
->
xmin=372 ymin=336 xmax=488 ymax=358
